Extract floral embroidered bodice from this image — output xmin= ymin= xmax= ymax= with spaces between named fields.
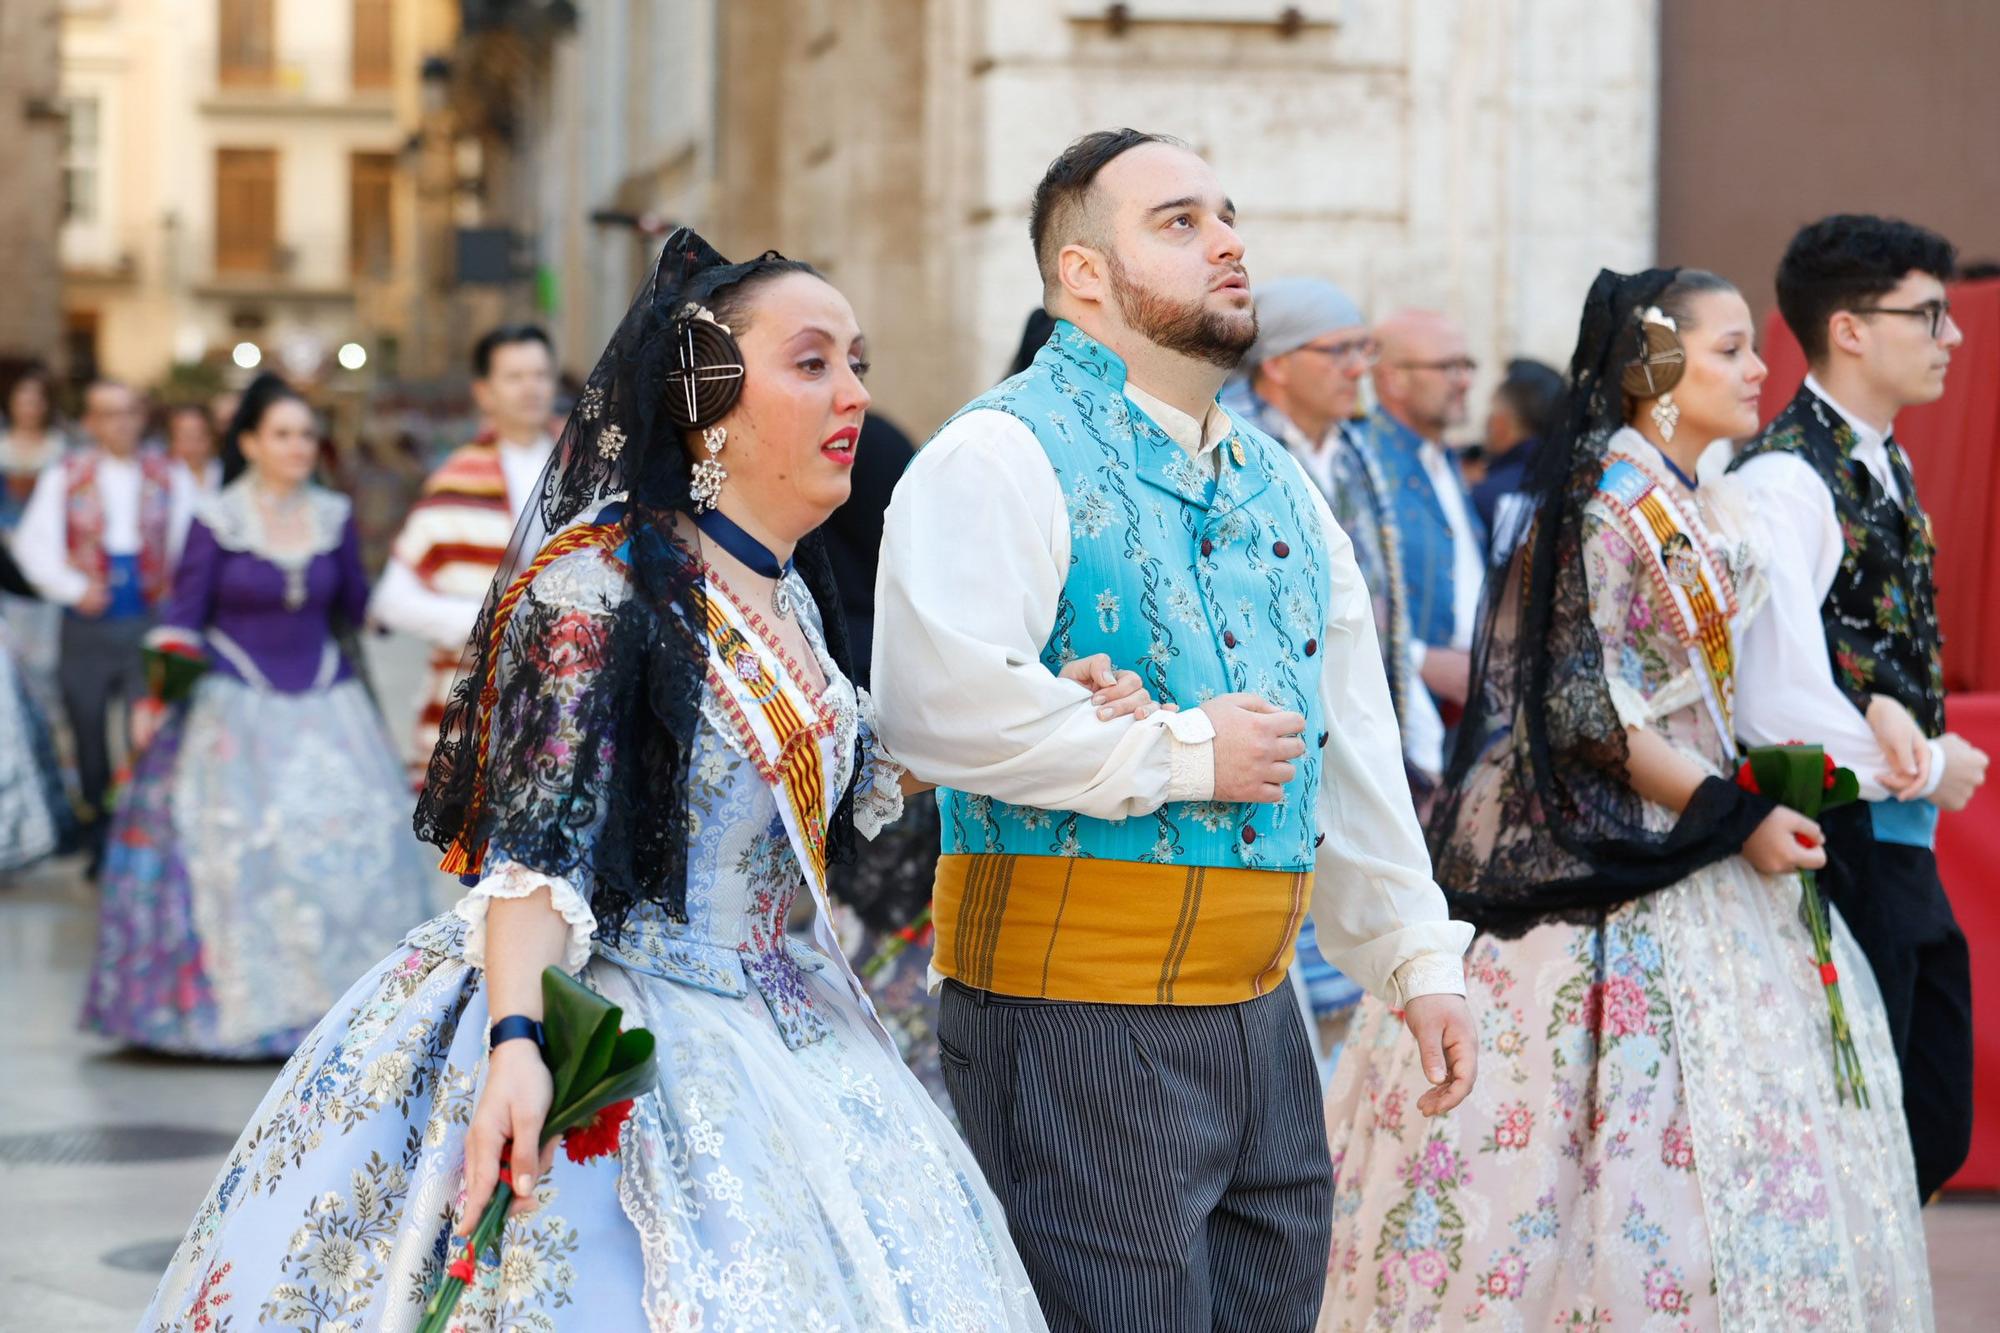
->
xmin=1581 ymin=433 xmax=1767 ymax=797
xmin=479 ymin=537 xmax=898 ymax=1051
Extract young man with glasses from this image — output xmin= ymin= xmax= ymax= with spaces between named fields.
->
xmin=1731 ymin=213 xmax=1984 ymax=1201
xmin=1366 ymin=309 xmax=1485 ymax=720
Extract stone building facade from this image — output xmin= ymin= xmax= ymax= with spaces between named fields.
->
xmin=533 ymin=0 xmax=1661 ymax=434
xmin=57 ymin=0 xmax=453 ymax=387
xmin=0 ymin=0 xmax=65 ymax=378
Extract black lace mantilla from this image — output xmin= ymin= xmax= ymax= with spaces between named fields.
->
xmin=411 ymin=230 xmax=859 ymax=937
xmin=1426 ymin=268 xmax=1774 ymax=937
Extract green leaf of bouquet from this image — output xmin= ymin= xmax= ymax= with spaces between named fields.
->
xmin=541 ymin=968 xmax=617 ymax=1103
xmin=1824 ymin=767 xmax=1861 ymax=810
xmin=571 ymin=1009 xmax=622 ymax=1099
xmin=544 ymin=1059 xmax=659 ymax=1140
xmin=1746 ymin=744 xmax=1824 ymax=816
xmin=545 ymin=1032 xmax=656 ymax=1136
xmin=143 ymin=646 xmax=210 ymax=704
xmin=609 ymin=1026 xmax=654 ymax=1075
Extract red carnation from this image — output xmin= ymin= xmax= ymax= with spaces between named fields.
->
xmin=446 ymin=1240 xmax=477 ymax=1284
xmin=1822 ymin=753 xmax=1838 ymax=791
xmin=1735 ymin=760 xmax=1758 ymax=794
xmin=561 ymin=1097 xmax=636 ymax=1164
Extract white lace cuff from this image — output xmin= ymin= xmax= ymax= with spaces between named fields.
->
xmin=1389 ymin=950 xmax=1468 ymax=1005
xmin=1160 ymin=706 xmax=1217 ymax=802
xmin=452 ymin=860 xmax=598 ymax=974
xmin=143 ymin=625 xmax=205 ymax=656
xmin=1605 ymin=676 xmax=1653 ymax=731
xmin=854 ymin=765 xmax=906 ymax=841
xmin=853 ymin=687 xmax=909 ymax=840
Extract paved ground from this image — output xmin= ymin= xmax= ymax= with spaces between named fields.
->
xmin=2 ymin=635 xmax=1995 ymax=1329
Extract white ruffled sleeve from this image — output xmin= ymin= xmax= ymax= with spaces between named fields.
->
xmin=452 ymin=855 xmax=598 ymax=974
xmin=852 ymin=686 xmax=907 ymax=841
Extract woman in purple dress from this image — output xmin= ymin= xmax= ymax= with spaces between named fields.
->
xmin=83 ymin=374 xmax=436 ymax=1056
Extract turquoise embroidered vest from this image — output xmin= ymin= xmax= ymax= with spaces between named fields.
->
xmin=936 ymin=321 xmax=1332 ymax=871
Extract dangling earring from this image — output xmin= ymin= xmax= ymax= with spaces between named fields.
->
xmin=1650 ymin=392 xmax=1680 ymax=443
xmin=691 ymin=424 xmax=728 ymax=512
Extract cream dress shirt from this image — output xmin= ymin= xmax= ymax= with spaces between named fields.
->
xmin=1730 ymin=377 xmax=1945 ymax=801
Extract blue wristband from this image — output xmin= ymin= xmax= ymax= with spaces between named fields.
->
xmin=488 ymin=1015 xmax=545 ymax=1051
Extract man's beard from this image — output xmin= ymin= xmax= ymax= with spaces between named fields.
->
xmin=1107 ymin=254 xmax=1258 ymax=369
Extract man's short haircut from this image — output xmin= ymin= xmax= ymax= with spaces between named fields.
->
xmin=1775 ymin=214 xmax=1956 ymax=363
xmin=1495 ymin=358 xmax=1565 ymax=441
xmin=471 ymin=324 xmax=553 ymax=379
xmin=1028 ymin=129 xmax=1183 ymax=292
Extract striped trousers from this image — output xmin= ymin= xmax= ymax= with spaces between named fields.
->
xmin=939 ymin=980 xmax=1332 ymax=1332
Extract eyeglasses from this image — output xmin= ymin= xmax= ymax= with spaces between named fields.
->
xmin=1394 ymin=357 xmax=1479 ymax=378
xmin=1850 ymin=299 xmax=1954 ymax=339
xmin=1296 ymin=337 xmax=1380 ymax=367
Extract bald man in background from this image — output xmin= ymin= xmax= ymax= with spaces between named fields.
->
xmin=1365 ymin=311 xmax=1484 ymax=718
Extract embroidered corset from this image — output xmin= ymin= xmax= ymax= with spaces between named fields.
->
xmin=1585 ymin=437 xmax=1759 ymax=779
xmin=469 ymin=537 xmax=883 ymax=1051
xmin=934 ymin=320 xmax=1332 ymax=871
xmin=1732 ymin=386 xmax=1946 ymax=735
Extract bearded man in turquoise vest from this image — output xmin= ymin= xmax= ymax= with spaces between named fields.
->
xmin=875 ymin=130 xmax=1477 ymax=1332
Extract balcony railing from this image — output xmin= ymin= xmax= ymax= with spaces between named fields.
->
xmin=61 ymin=223 xmax=400 ymax=297
xmin=200 ymin=47 xmax=398 ymax=112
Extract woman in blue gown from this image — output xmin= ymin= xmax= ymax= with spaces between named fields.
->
xmin=140 ymin=234 xmax=1054 ymax=1331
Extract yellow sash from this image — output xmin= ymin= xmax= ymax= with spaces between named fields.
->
xmin=933 ymin=853 xmax=1313 ymax=1005
xmin=699 ymin=592 xmax=834 ymax=893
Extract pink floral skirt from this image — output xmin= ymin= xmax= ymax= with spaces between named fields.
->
xmin=1319 ymin=859 xmax=1933 ymax=1332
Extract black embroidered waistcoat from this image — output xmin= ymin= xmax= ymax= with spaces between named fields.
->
xmin=1730 ymin=384 xmax=1946 ymax=735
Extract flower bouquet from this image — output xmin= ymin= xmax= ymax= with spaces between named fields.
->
xmin=859 ymin=906 xmax=933 ymax=982
xmin=416 ymin=967 xmax=657 ymax=1333
xmin=1734 ymin=742 xmax=1868 ymax=1106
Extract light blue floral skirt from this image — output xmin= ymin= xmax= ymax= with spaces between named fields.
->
xmin=139 ymin=912 xmax=1047 ymax=1332
xmin=0 ymin=633 xmax=72 ymax=875
xmin=83 ymin=675 xmax=436 ymax=1056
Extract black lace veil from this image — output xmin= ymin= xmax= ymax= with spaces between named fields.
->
xmin=412 ymin=229 xmax=859 ymax=937
xmin=1425 ymin=267 xmax=1774 ymax=937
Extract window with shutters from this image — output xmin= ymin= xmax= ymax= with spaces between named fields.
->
xmin=215 ymin=148 xmax=279 ymax=275
xmin=350 ymin=152 xmax=396 ymax=277
xmin=352 ymin=0 xmax=394 ymax=91
xmin=218 ymin=0 xmax=276 ymax=90
xmin=61 ymin=97 xmax=100 ymax=223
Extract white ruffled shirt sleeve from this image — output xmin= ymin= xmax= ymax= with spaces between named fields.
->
xmin=453 ymin=855 xmax=599 ymax=974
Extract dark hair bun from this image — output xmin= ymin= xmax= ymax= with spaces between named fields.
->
xmin=1619 ymin=318 xmax=1685 ymax=399
xmin=662 ymin=315 xmax=745 ymax=429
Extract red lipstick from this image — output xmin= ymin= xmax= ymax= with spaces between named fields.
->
xmin=821 ymin=425 xmax=859 ymax=465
